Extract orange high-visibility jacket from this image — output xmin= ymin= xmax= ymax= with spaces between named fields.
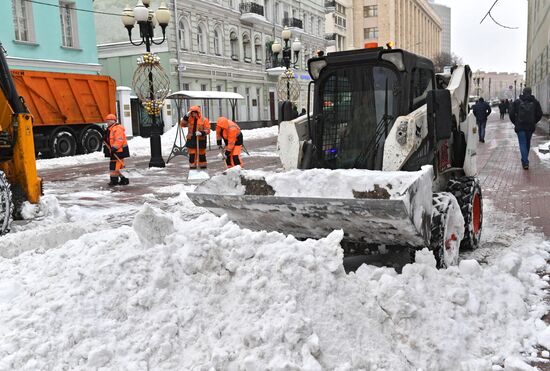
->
xmin=216 ymin=117 xmax=242 ymax=151
xmin=109 ymin=124 xmax=128 ymax=152
xmin=181 ymin=106 xmax=211 ymax=140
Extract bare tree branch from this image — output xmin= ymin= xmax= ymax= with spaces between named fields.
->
xmin=480 ymin=0 xmax=518 ymax=29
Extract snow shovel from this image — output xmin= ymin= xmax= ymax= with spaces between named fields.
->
xmin=104 ymin=140 xmax=142 ymax=178
xmin=187 ymin=132 xmax=210 ymax=184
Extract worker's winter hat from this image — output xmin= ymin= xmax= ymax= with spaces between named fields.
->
xmin=105 ymin=113 xmax=117 ymax=122
xmin=523 ymin=87 xmax=532 ymax=95
xmin=189 ymin=106 xmax=201 ymax=115
xmin=217 ymin=117 xmax=229 ymax=129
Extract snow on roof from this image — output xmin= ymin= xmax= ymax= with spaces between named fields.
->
xmin=166 ymin=90 xmax=244 ymax=100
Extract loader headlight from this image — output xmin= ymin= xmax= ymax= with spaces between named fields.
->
xmin=308 ymin=58 xmax=327 ymax=81
xmin=396 ymin=121 xmax=408 ymax=145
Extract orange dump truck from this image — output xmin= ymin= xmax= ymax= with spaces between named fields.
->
xmin=10 ymin=70 xmax=116 ymax=157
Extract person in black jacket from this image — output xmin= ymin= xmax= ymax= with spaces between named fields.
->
xmin=498 ymin=100 xmax=507 ymax=120
xmin=509 ymin=87 xmax=543 ymax=169
xmin=472 ymin=97 xmax=492 ymax=142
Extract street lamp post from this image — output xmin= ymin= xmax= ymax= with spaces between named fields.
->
xmin=514 ymin=80 xmax=517 ymax=100
xmin=122 ymin=0 xmax=171 ymax=168
xmin=271 ymin=27 xmax=302 ymax=121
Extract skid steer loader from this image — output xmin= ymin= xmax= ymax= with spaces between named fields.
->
xmin=0 ymin=43 xmax=42 ymax=235
xmin=189 ymin=46 xmax=483 ymax=268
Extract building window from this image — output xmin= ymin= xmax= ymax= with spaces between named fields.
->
xmin=254 ymin=37 xmax=262 ymax=63
xmin=214 ymin=29 xmax=222 ymax=55
xmin=336 ymin=3 xmax=345 ymax=14
xmin=59 ymin=1 xmax=78 ymax=48
xmin=12 ymin=0 xmax=34 ymax=42
xmin=335 ymin=15 xmax=346 ymax=28
xmin=230 ymin=31 xmax=239 ymax=60
xmin=197 ymin=24 xmax=207 ymax=53
xmin=178 ymin=18 xmax=190 ymax=50
xmin=243 ymin=33 xmax=251 ymax=63
xmin=363 ymin=27 xmax=378 ymax=40
xmin=363 ymin=5 xmax=378 ymax=18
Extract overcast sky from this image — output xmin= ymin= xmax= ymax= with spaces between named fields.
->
xmin=435 ymin=0 xmax=527 ymax=75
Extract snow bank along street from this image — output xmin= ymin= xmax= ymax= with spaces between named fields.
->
xmin=1 ymin=127 xmax=550 ymax=370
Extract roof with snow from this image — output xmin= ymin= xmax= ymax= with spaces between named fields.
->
xmin=167 ymin=91 xmax=244 ymax=100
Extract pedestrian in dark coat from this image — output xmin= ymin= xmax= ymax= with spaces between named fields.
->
xmin=509 ymin=87 xmax=543 ymax=169
xmin=498 ymin=100 xmax=507 ymax=120
xmin=472 ymin=97 xmax=492 ymax=143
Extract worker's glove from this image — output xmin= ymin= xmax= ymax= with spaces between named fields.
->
xmin=216 ymin=139 xmax=222 ymax=146
xmin=112 ymin=147 xmax=118 ymax=152
xmin=195 ymin=131 xmax=202 ymax=136
xmin=224 ymin=151 xmax=231 ymax=159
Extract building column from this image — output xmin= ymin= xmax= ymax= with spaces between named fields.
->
xmin=116 ymin=86 xmax=133 ymax=138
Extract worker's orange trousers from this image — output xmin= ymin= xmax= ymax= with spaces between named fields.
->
xmin=189 ymin=148 xmax=207 ymax=169
xmin=226 ymin=145 xmax=243 ymax=168
xmin=110 ymin=158 xmax=125 ymax=177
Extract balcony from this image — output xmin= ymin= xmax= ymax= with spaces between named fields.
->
xmin=324 ymin=33 xmax=336 ymax=46
xmin=325 ymin=1 xmax=335 ymax=13
xmin=239 ymin=2 xmax=269 ymax=25
xmin=283 ymin=17 xmax=303 ymax=29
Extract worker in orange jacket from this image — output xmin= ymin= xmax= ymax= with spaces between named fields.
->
xmin=216 ymin=117 xmax=244 ymax=168
xmin=104 ymin=113 xmax=130 ymax=186
xmin=181 ymin=106 xmax=210 ymax=169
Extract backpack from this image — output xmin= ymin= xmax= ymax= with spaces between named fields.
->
xmin=517 ymin=99 xmax=536 ymax=125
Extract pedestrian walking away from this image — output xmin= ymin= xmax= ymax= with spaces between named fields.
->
xmin=216 ymin=117 xmax=244 ymax=168
xmin=509 ymin=87 xmax=543 ymax=170
xmin=103 ymin=113 xmax=130 ymax=186
xmin=498 ymin=99 xmax=507 ymax=120
xmin=181 ymin=106 xmax=210 ymax=169
xmin=472 ymin=97 xmax=492 ymax=143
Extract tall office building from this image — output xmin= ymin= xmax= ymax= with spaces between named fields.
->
xmin=427 ymin=0 xmax=451 ymax=54
xmin=352 ymin=0 xmax=442 ymax=59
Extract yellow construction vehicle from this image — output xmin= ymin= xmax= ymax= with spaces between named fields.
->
xmin=0 ymin=43 xmax=41 ymax=235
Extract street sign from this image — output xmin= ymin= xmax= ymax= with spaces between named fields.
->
xmin=509 ymin=85 xmax=513 ymax=90
xmin=177 ymin=64 xmax=186 ymax=72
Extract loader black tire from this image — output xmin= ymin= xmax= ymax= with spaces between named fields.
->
xmin=446 ymin=176 xmax=483 ymax=250
xmin=0 ymin=171 xmax=13 ymax=236
xmin=429 ymin=192 xmax=461 ymax=269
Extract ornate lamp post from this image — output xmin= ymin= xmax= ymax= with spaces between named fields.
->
xmin=122 ymin=0 xmax=171 ymax=168
xmin=271 ymin=27 xmax=302 ymax=121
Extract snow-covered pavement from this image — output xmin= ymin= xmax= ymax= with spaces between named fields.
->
xmin=1 ymin=125 xmax=550 ymax=370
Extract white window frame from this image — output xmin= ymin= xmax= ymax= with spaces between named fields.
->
xmin=178 ymin=18 xmax=190 ymax=50
xmin=59 ymin=1 xmax=79 ymax=48
xmin=197 ymin=24 xmax=207 ymax=54
xmin=214 ymin=28 xmax=223 ymax=56
xmin=12 ymin=0 xmax=36 ymax=43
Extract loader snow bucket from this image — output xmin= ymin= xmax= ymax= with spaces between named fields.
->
xmin=188 ymin=167 xmax=434 ymax=247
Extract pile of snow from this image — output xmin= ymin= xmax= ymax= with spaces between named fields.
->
xmin=36 ymin=125 xmax=278 ymax=170
xmin=1 ymin=195 xmax=550 ymax=370
xmin=196 ymin=166 xmax=433 ymax=199
xmin=536 ymin=140 xmax=550 ymax=163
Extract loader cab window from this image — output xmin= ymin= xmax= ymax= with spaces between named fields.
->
xmin=315 ymin=63 xmax=400 ymax=169
xmin=410 ymin=67 xmax=434 ymax=111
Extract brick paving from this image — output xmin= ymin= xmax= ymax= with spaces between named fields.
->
xmin=478 ymin=113 xmax=550 ymax=237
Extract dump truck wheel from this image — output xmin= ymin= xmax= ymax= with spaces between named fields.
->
xmin=447 ymin=177 xmax=483 ymax=250
xmin=430 ymin=192 xmax=463 ymax=269
xmin=51 ymin=130 xmax=77 ymax=157
xmin=81 ymin=127 xmax=103 ymax=154
xmin=0 ymin=171 xmax=13 ymax=236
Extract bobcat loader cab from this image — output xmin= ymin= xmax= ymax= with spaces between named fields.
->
xmin=189 ymin=46 xmax=482 ymax=269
